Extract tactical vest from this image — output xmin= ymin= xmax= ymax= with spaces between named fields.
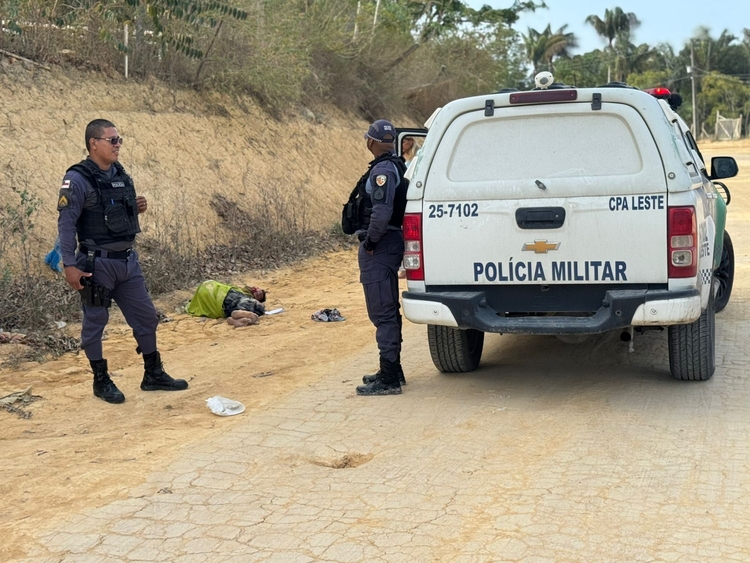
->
xmin=341 ymin=153 xmax=408 ymax=235
xmin=68 ymin=159 xmax=141 ymax=246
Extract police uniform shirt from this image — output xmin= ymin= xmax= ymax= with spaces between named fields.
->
xmin=57 ymin=159 xmax=134 ymax=267
xmin=365 ymin=154 xmax=401 ymax=244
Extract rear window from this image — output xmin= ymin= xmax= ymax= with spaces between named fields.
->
xmin=447 ymin=113 xmax=643 ymax=182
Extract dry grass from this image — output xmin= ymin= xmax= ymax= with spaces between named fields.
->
xmin=0 ymin=185 xmax=354 ymax=363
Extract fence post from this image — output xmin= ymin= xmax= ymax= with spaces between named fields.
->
xmin=715 ymin=110 xmax=720 ymax=140
xmin=124 ymin=23 xmax=129 ymax=79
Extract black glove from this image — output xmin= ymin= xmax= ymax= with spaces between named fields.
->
xmin=362 ymin=238 xmax=376 ymax=252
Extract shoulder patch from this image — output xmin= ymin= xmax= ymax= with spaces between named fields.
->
xmin=60 ymin=179 xmax=71 ymax=190
xmin=57 ymin=195 xmax=69 ymax=208
xmin=375 ymin=175 xmax=387 ymax=187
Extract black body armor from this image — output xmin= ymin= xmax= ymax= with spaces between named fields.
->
xmin=68 ymin=159 xmax=141 ymax=245
xmin=341 ymin=154 xmax=408 ymax=235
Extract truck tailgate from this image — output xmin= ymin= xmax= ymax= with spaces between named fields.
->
xmin=422 ymin=195 xmax=667 ymax=285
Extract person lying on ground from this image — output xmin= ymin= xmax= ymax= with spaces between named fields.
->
xmin=186 ymin=280 xmax=267 ymax=327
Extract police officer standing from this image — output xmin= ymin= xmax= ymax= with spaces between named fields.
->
xmin=58 ymin=119 xmax=188 ymax=404
xmin=355 ymin=120 xmax=409 ymax=396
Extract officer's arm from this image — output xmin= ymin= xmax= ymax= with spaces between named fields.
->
xmin=57 ymin=174 xmax=91 ymax=289
xmin=364 ymin=168 xmax=397 ymax=250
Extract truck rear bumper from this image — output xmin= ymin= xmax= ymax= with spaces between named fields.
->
xmin=402 ymin=288 xmax=701 ymax=334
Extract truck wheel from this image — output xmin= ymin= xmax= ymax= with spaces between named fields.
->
xmin=668 ymin=285 xmax=715 ymax=381
xmin=427 ymin=325 xmax=484 ymax=373
xmin=714 ymin=231 xmax=734 ymax=313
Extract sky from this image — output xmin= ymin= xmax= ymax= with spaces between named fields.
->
xmin=469 ymin=0 xmax=750 ymax=54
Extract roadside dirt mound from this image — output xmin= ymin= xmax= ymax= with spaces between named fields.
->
xmin=0 ymin=63 xmax=380 ymax=265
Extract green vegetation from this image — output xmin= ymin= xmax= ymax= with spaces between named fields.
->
xmin=1 ymin=1 xmax=748 ymax=128
xmin=0 ymin=181 xmax=352 ymax=362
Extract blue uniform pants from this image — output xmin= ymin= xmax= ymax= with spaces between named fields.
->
xmin=76 ymin=250 xmax=159 ymax=361
xmin=358 ymin=230 xmax=404 ymax=364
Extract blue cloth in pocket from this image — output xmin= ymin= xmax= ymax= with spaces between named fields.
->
xmin=44 ymin=236 xmax=63 ymax=273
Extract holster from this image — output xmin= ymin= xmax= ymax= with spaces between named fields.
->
xmin=78 ymin=250 xmax=112 ymax=308
xmin=79 ymin=277 xmax=113 ymax=308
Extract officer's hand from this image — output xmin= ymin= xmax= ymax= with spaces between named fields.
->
xmin=365 ymin=249 xmax=374 ymax=255
xmin=64 ymin=266 xmax=91 ymax=290
xmin=136 ymin=195 xmax=148 ymax=214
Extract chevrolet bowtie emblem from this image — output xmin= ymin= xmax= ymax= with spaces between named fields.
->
xmin=522 ymin=240 xmax=560 ymax=253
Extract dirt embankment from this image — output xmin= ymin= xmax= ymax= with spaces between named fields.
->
xmin=0 ymin=62 xmax=382 ymax=268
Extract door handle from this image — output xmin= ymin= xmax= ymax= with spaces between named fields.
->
xmin=515 ymin=207 xmax=566 ymax=229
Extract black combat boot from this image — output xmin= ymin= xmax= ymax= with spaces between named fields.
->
xmin=141 ymin=351 xmax=188 ymax=391
xmin=90 ymin=359 xmax=125 ymax=404
xmin=362 ymin=362 xmax=406 ymax=386
xmin=356 ymin=357 xmax=402 ymax=396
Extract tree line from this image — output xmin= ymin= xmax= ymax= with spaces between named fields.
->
xmin=1 ymin=1 xmax=749 ymax=134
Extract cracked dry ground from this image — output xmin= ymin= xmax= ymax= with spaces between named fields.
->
xmin=2 ymin=141 xmax=750 ymax=562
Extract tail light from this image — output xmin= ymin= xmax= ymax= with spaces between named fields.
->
xmin=668 ymin=206 xmax=697 ymax=278
xmin=403 ymin=213 xmax=424 ymax=281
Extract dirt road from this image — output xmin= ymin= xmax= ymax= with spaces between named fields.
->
xmin=1 ymin=141 xmax=749 ymax=561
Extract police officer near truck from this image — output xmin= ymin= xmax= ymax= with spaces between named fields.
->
xmin=57 ymin=119 xmax=188 ymax=404
xmin=350 ymin=119 xmax=409 ymax=396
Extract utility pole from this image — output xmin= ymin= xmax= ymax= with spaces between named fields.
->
xmin=689 ymin=41 xmax=698 ymax=134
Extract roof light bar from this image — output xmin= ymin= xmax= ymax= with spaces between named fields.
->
xmin=644 ymin=87 xmax=671 ymax=99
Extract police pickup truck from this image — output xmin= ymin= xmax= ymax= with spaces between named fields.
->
xmin=399 ymin=75 xmax=738 ymax=381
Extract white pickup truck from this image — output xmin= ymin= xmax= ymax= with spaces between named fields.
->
xmin=398 ymin=77 xmax=738 ymax=381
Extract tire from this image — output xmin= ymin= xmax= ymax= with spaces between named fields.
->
xmin=714 ymin=230 xmax=734 ymax=313
xmin=427 ymin=325 xmax=484 ymax=373
xmin=668 ymin=285 xmax=715 ymax=381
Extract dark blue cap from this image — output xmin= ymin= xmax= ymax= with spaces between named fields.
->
xmin=364 ymin=119 xmax=396 ymax=143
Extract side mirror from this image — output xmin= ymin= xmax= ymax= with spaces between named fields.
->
xmin=710 ymin=156 xmax=738 ymax=180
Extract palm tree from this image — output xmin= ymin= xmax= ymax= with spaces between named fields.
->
xmin=522 ymin=24 xmax=578 ymax=75
xmin=613 ymin=42 xmax=658 ymax=82
xmin=691 ymin=27 xmax=741 ymax=73
xmin=585 ymin=7 xmax=640 ymax=49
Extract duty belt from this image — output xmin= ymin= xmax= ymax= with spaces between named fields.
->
xmin=79 ymin=246 xmax=132 ymax=260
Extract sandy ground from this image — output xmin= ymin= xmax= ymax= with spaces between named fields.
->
xmin=0 ymin=138 xmax=747 ymax=561
xmin=1 ymin=139 xmax=747 ymax=561
xmin=1 ymin=57 xmax=749 ymax=559
xmin=0 ymin=248 xmax=384 ymax=560
xmin=0 ymin=62 xmax=418 ymax=559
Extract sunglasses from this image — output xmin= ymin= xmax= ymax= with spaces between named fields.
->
xmin=94 ymin=136 xmax=124 ymax=146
